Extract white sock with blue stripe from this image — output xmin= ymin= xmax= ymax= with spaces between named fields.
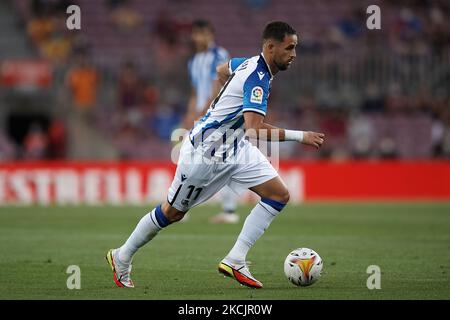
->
xmin=226 ymin=198 xmax=286 ymax=263
xmin=118 ymin=205 xmax=170 ymax=264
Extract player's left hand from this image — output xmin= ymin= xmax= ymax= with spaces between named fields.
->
xmin=302 ymin=131 xmax=325 ymax=149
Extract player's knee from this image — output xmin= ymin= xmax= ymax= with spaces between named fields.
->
xmin=170 ymin=211 xmax=186 ymax=223
xmin=161 ymin=202 xmax=187 ymax=223
xmin=272 ymin=189 xmax=290 ymax=205
xmin=260 ymin=189 xmax=290 ymax=214
xmin=281 ymin=189 xmax=290 ymax=205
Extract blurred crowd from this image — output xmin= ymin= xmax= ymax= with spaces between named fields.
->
xmin=0 ymin=0 xmax=449 ymax=161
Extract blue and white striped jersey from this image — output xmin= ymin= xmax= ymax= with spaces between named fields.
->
xmin=188 ymin=45 xmax=229 ymax=112
xmin=189 ymin=54 xmax=273 ymax=159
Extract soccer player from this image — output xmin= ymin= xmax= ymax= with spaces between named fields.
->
xmin=106 ymin=21 xmax=325 ymax=289
xmin=183 ymin=19 xmax=239 ymax=224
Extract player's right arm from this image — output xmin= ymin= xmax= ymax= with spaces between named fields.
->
xmin=242 ymin=68 xmax=324 ymax=149
xmin=243 ymin=112 xmax=325 ymax=149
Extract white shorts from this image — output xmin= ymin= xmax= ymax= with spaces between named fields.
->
xmin=167 ymin=139 xmax=278 ymax=212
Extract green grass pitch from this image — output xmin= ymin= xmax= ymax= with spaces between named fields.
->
xmin=0 ymin=202 xmax=449 ymax=300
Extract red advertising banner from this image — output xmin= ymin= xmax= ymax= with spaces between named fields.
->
xmin=0 ymin=59 xmax=52 ymax=88
xmin=0 ymin=161 xmax=449 ymax=205
xmin=282 ymin=160 xmax=450 ymax=201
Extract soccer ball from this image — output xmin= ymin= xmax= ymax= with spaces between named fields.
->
xmin=284 ymin=248 xmax=323 ymax=287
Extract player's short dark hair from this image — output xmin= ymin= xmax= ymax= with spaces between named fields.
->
xmin=262 ymin=21 xmax=296 ymax=42
xmin=192 ymin=19 xmax=214 ymax=33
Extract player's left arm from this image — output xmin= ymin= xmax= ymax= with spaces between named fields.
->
xmin=198 ymin=79 xmax=223 ymax=117
xmin=199 ymin=55 xmax=250 ymax=115
xmin=217 ymin=57 xmax=247 ymax=86
xmin=198 ymin=61 xmax=231 ymax=116
xmin=216 ymin=62 xmax=231 ymax=86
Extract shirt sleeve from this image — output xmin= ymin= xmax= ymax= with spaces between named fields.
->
xmin=242 ymin=71 xmax=269 ymax=116
xmin=228 ymin=57 xmax=248 ymax=74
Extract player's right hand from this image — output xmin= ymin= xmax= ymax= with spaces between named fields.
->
xmin=302 ymin=131 xmax=325 ymax=149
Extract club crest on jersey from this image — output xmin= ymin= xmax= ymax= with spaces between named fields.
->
xmin=250 ymin=86 xmax=263 ymax=104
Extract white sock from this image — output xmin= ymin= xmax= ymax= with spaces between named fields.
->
xmin=226 ymin=200 xmax=282 ymax=263
xmin=222 ymin=186 xmax=237 ymax=213
xmin=118 ymin=208 xmax=163 ymax=264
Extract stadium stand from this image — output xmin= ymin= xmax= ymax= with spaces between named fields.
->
xmin=1 ymin=0 xmax=449 ymax=160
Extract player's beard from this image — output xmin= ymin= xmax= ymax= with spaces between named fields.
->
xmin=274 ymin=59 xmax=290 ymax=71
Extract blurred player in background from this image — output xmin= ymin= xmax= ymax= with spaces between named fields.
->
xmin=106 ymin=21 xmax=325 ymax=289
xmin=183 ymin=20 xmax=239 ymax=224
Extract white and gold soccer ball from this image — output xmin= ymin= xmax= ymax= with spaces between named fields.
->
xmin=284 ymin=248 xmax=323 ymax=287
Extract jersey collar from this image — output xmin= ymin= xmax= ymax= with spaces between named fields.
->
xmin=260 ymin=53 xmax=274 ymax=79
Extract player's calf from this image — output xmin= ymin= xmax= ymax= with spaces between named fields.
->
xmin=107 ymin=201 xmax=188 ymax=288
